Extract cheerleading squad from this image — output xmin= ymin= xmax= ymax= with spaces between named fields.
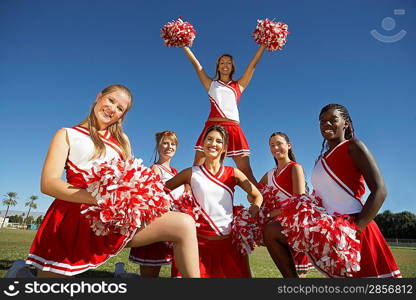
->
xmin=17 ymin=18 xmax=401 ymax=279
xmin=23 ymin=84 xmax=401 ymax=279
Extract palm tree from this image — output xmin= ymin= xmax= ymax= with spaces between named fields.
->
xmin=1 ymin=192 xmax=18 ymax=228
xmin=24 ymin=195 xmax=38 ymax=226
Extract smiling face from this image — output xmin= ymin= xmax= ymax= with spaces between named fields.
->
xmin=216 ymin=55 xmax=235 ymax=80
xmin=203 ymin=130 xmax=226 ymax=160
xmin=319 ymin=108 xmax=349 ymax=141
xmin=93 ymin=89 xmax=131 ymax=130
xmin=269 ymin=134 xmax=291 ymax=161
xmin=158 ymin=136 xmax=177 ymax=161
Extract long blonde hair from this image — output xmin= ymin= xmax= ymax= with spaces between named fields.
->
xmin=79 ymin=84 xmax=133 ymax=160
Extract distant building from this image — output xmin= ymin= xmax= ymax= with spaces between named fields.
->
xmin=0 ymin=217 xmax=9 ymax=228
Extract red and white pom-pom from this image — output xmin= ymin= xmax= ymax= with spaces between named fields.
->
xmin=277 ymin=193 xmax=361 ymax=277
xmin=231 ymin=205 xmax=258 ymax=255
xmin=170 ymin=191 xmax=202 ymax=227
xmin=161 ymin=17 xmax=196 ymax=47
xmin=81 ymin=158 xmax=171 ymax=236
xmin=254 ymin=184 xmax=288 ymax=245
xmin=252 ymin=18 xmax=289 ymax=51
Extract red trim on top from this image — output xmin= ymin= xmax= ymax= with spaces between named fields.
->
xmin=321 ymin=157 xmax=363 ymax=205
xmin=217 ymin=80 xmax=237 ymax=100
xmin=203 ymin=164 xmax=224 ymax=178
xmin=71 ymin=126 xmax=123 ymax=160
xmin=209 ymin=96 xmax=227 ymax=118
xmin=270 ymin=162 xmax=295 ymax=197
xmin=191 ymin=190 xmax=222 ymax=236
xmin=271 ymin=175 xmax=292 ymax=198
xmin=72 ymin=126 xmax=90 ymax=136
xmin=67 ymin=159 xmax=89 ymax=175
xmin=199 ymin=165 xmax=233 ymax=199
xmin=324 ymin=139 xmax=349 ymax=160
xmin=155 ymin=164 xmax=177 ymax=176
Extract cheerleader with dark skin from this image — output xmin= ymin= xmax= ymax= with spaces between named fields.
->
xmin=263 ymin=104 xmax=394 ymax=278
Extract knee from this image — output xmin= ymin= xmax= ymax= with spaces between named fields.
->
xmin=175 ymin=213 xmax=196 ymax=236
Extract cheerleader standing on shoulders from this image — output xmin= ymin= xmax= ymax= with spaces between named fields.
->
xmin=179 ymin=44 xmax=266 ymax=185
xmin=129 ymin=131 xmax=186 ymax=277
xmin=259 ymin=132 xmax=313 ymax=277
xmin=166 ymin=125 xmax=263 ymax=278
xmin=264 ymin=103 xmax=401 ymax=278
xmin=26 ymin=85 xmax=200 ymax=278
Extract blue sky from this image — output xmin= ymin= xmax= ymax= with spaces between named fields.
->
xmin=1 ymin=0 xmax=415 ymax=215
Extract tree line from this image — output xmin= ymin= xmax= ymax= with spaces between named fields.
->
xmin=2 ymin=191 xmax=415 ymax=237
xmin=7 ymin=214 xmax=44 ymax=226
xmin=374 ymin=210 xmax=416 ymax=239
xmin=1 ymin=192 xmax=38 ymax=228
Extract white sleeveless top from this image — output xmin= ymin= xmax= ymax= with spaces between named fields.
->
xmin=208 ymin=80 xmax=240 ymax=122
xmin=65 ymin=126 xmax=123 ymax=174
xmin=153 ymin=164 xmax=185 ymax=200
xmin=311 ymin=158 xmax=363 ymax=215
xmin=190 ymin=165 xmax=235 ymax=235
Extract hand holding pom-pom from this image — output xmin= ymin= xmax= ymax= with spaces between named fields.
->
xmin=252 ymin=18 xmax=289 ymax=51
xmin=161 ymin=17 xmax=196 ymax=48
xmin=170 ymin=191 xmax=202 ymax=227
xmin=81 ymin=158 xmax=171 ymax=236
xmin=231 ymin=205 xmax=258 ymax=255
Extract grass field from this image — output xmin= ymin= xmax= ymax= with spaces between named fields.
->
xmin=1 ymin=228 xmax=415 ymax=278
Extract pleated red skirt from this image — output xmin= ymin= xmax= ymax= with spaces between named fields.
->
xmin=291 ymin=250 xmax=314 ymax=273
xmin=308 ymin=220 xmax=401 ymax=278
xmin=26 ymin=199 xmax=136 ymax=276
xmin=194 ymin=121 xmax=250 ymax=157
xmin=171 ymin=236 xmax=251 ymax=278
xmin=129 ymin=242 xmax=173 ymax=266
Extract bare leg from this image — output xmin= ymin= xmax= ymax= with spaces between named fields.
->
xmin=263 ymin=222 xmax=298 ymax=278
xmin=193 ymin=150 xmax=205 ymax=166
xmin=244 ymin=255 xmax=252 ymax=278
xmin=127 ymin=211 xmax=200 ymax=278
xmin=233 ymin=154 xmax=258 ymax=185
xmin=139 ymin=265 xmax=162 ymax=278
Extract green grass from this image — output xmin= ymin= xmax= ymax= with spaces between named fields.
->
xmin=1 ymin=228 xmax=415 ymax=278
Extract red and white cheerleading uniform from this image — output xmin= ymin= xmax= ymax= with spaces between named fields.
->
xmin=311 ymin=139 xmax=401 ymax=278
xmin=194 ymin=80 xmax=250 ymax=157
xmin=265 ymin=161 xmax=314 ymax=273
xmin=129 ymin=164 xmax=185 ymax=267
xmin=26 ymin=126 xmax=138 ymax=276
xmin=172 ymin=165 xmax=251 ymax=278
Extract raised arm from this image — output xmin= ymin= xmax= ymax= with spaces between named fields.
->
xmin=165 ymin=167 xmax=192 ymax=191
xmin=348 ymin=138 xmax=387 ymax=230
xmin=234 ymin=168 xmax=263 ymax=217
xmin=182 ymin=47 xmax=212 ymax=91
xmin=40 ymin=129 xmax=97 ymax=205
xmin=238 ymin=44 xmax=266 ymax=93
